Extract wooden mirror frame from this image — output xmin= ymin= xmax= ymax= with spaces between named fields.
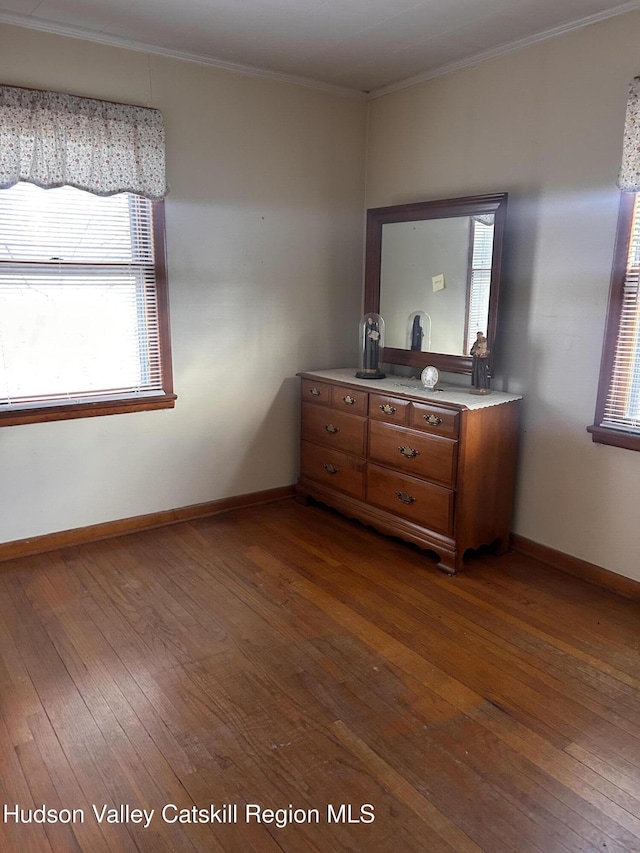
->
xmin=363 ymin=192 xmax=508 ymax=375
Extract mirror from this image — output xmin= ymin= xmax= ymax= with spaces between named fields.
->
xmin=364 ymin=193 xmax=508 ymax=375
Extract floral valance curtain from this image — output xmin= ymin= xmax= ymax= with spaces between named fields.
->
xmin=0 ymin=85 xmax=167 ymax=200
xmin=618 ymin=77 xmax=640 ymax=193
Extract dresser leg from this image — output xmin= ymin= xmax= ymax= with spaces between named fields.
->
xmin=495 ymin=535 xmax=510 ymax=556
xmin=295 ymin=485 xmax=310 ymax=505
xmin=436 ymin=548 xmax=459 ymax=575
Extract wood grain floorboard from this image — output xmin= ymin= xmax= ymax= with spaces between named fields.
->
xmin=0 ymin=498 xmax=639 ymax=851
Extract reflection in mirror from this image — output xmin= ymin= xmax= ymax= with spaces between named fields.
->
xmin=380 ymin=215 xmax=495 ymax=356
xmin=364 ymin=193 xmax=507 ymax=375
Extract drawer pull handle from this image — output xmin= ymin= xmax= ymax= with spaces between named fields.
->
xmin=398 ymin=445 xmax=419 ymax=458
xmin=325 ymin=423 xmax=339 ymax=434
xmin=380 ymin=403 xmax=396 ymax=414
xmin=309 ymin=387 xmax=321 ymax=397
xmin=424 ymin=414 xmax=443 ymax=426
xmin=342 ymin=395 xmax=356 ymax=405
xmin=396 ymin=491 xmax=416 ymax=505
xmin=323 ymin=463 xmax=339 ymax=474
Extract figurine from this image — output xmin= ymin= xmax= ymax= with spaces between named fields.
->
xmin=364 ymin=316 xmax=381 ymax=369
xmin=470 ymin=331 xmax=491 ymax=394
xmin=410 ymin=314 xmax=423 ymax=351
xmin=356 ymin=313 xmax=386 ymax=379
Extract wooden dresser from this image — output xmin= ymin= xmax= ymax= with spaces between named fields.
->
xmin=297 ymin=368 xmax=521 ymax=574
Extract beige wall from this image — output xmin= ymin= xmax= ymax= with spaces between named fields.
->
xmin=0 ymin=24 xmax=366 ymax=543
xmin=366 ymin=11 xmax=640 ymax=581
xmin=3 ymin=12 xmax=639 ymax=584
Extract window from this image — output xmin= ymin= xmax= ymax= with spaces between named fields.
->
xmin=588 ymin=192 xmax=640 ymax=450
xmin=0 ymin=182 xmax=175 ymax=426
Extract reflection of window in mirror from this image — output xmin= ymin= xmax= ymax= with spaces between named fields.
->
xmin=466 ymin=216 xmax=495 ymax=355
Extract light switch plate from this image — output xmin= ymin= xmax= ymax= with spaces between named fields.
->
xmin=432 ymin=274 xmax=445 ymax=292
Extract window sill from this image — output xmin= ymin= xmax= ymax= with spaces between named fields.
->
xmin=587 ymin=423 xmax=640 ymax=451
xmin=0 ymin=394 xmax=177 ymax=427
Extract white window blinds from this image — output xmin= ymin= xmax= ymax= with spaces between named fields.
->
xmin=0 ymin=183 xmax=164 ymax=407
xmin=600 ymin=193 xmax=640 ymax=432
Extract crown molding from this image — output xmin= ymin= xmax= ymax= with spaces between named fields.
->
xmin=0 ymin=10 xmax=366 ymax=100
xmin=368 ymin=0 xmax=640 ymax=99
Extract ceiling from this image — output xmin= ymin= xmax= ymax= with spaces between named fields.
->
xmin=0 ymin=0 xmax=638 ymax=96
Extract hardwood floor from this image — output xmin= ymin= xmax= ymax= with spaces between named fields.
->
xmin=0 ymin=498 xmax=639 ymax=852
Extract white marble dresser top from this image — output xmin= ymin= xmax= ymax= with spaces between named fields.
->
xmin=299 ymin=368 xmax=522 ymax=411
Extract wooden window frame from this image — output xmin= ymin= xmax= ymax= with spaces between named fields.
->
xmin=588 ymin=192 xmax=640 ymax=450
xmin=0 ymin=197 xmax=175 ymax=427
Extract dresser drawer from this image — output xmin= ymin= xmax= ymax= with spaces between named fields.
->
xmin=301 ymin=379 xmax=332 ymax=405
xmin=367 ymin=464 xmax=454 ymax=535
xmin=330 ymin=385 xmax=368 ymax=416
xmin=300 ymin=441 xmax=364 ymax=498
xmin=368 ymin=420 xmax=457 ymax=487
xmin=369 ymin=394 xmax=410 ymax=425
xmin=301 ymin=403 xmax=367 ymax=456
xmin=410 ymin=402 xmax=459 ymax=439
